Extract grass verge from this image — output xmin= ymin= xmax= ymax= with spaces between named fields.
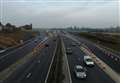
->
xmin=0 ymin=30 xmax=38 ymax=48
xmin=77 ymin=32 xmax=120 ymax=52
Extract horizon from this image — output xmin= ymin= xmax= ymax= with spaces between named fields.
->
xmin=0 ymin=21 xmax=120 ymax=29
xmin=0 ymin=0 xmax=119 ymax=28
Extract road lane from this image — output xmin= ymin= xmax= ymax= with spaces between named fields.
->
xmin=0 ymin=37 xmax=35 ymax=58
xmin=62 ymin=36 xmax=115 ymax=83
xmin=4 ymin=37 xmax=57 ymax=83
xmin=0 ymin=31 xmax=45 ymax=58
xmin=0 ymin=34 xmax=47 ymax=72
xmin=68 ymin=33 xmax=120 ymax=73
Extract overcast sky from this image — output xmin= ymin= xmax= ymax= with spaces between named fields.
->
xmin=0 ymin=0 xmax=119 ymax=28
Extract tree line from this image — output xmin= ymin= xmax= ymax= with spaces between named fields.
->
xmin=0 ymin=22 xmax=32 ymax=32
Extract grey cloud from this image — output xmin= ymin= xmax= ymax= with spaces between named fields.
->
xmin=0 ymin=0 xmax=119 ymax=28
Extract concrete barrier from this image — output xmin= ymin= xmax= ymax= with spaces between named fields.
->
xmin=61 ymin=38 xmax=72 ymax=83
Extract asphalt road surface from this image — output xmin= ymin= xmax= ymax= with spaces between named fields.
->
xmin=0 ymin=33 xmax=47 ymax=72
xmin=62 ymin=36 xmax=115 ymax=83
xmin=4 ymin=37 xmax=58 ymax=83
xmin=68 ymin=33 xmax=120 ymax=73
xmin=0 ymin=38 xmax=35 ymax=58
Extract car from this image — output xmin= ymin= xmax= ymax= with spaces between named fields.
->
xmin=45 ymin=43 xmax=49 ymax=47
xmin=71 ymin=43 xmax=76 ymax=46
xmin=53 ymin=39 xmax=56 ymax=41
xmin=66 ymin=48 xmax=72 ymax=54
xmin=74 ymin=65 xmax=87 ymax=79
xmin=34 ymin=39 xmax=38 ymax=42
xmin=76 ymin=42 xmax=81 ymax=46
xmin=84 ymin=56 xmax=94 ymax=66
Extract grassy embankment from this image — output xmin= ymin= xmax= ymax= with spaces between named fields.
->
xmin=78 ymin=32 xmax=120 ymax=52
xmin=0 ymin=30 xmax=37 ymax=48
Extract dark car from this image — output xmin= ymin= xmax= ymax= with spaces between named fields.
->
xmin=66 ymin=48 xmax=72 ymax=54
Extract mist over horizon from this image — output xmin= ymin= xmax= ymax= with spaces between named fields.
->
xmin=0 ymin=0 xmax=119 ymax=28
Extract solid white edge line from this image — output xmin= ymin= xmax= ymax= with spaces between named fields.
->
xmin=26 ymin=73 xmax=32 ymax=78
xmin=0 ymin=37 xmax=48 ymax=60
xmin=61 ymin=37 xmax=72 ymax=83
xmin=65 ymin=33 xmax=120 ymax=83
xmin=44 ymin=38 xmax=58 ymax=83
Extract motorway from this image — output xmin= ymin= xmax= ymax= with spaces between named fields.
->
xmin=4 ymin=35 xmax=58 ymax=83
xmin=0 ymin=31 xmax=46 ymax=57
xmin=0 ymin=31 xmax=118 ymax=83
xmin=62 ymin=36 xmax=115 ymax=83
xmin=0 ymin=38 xmax=35 ymax=57
xmin=0 ymin=32 xmax=47 ymax=72
xmin=68 ymin=33 xmax=120 ymax=74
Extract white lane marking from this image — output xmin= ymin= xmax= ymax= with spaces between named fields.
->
xmin=64 ymin=33 xmax=120 ymax=83
xmin=61 ymin=38 xmax=72 ymax=83
xmin=78 ymin=58 xmax=81 ymax=61
xmin=0 ymin=37 xmax=48 ymax=60
xmin=38 ymin=60 xmax=40 ymax=63
xmin=26 ymin=73 xmax=32 ymax=78
xmin=44 ymin=38 xmax=57 ymax=83
xmin=0 ymin=40 xmax=34 ymax=59
xmin=0 ymin=50 xmax=6 ymax=53
xmin=81 ymin=46 xmax=120 ymax=83
xmin=66 ymin=33 xmax=120 ymax=61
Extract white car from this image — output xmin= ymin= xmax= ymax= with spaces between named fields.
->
xmin=76 ymin=42 xmax=81 ymax=46
xmin=84 ymin=56 xmax=94 ymax=66
xmin=34 ymin=39 xmax=38 ymax=42
xmin=74 ymin=65 xmax=87 ymax=79
xmin=71 ymin=42 xmax=76 ymax=46
xmin=66 ymin=48 xmax=72 ymax=54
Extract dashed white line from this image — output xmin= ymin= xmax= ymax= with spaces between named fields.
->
xmin=26 ymin=73 xmax=32 ymax=78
